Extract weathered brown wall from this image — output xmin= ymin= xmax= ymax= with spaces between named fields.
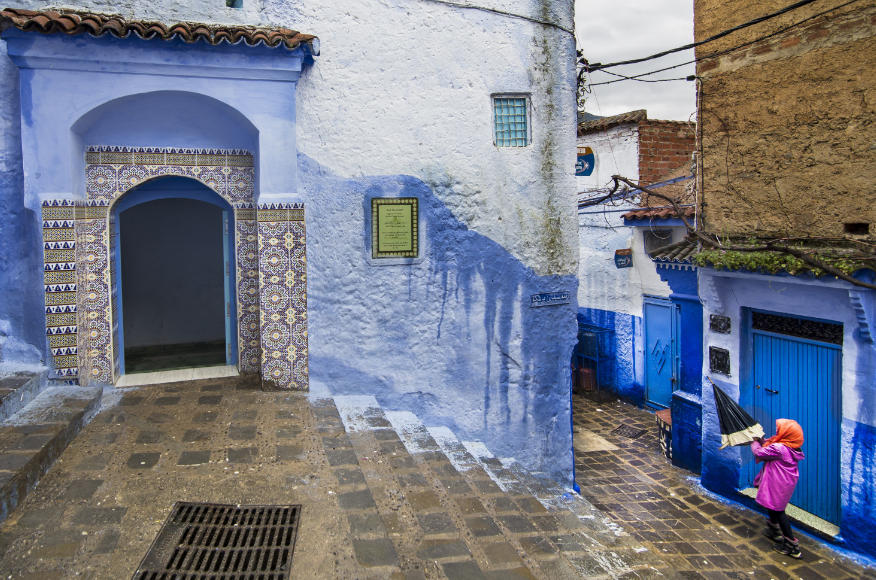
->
xmin=695 ymin=1 xmax=876 ymax=237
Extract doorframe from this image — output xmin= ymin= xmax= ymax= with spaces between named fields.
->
xmin=110 ymin=180 xmax=239 ymax=376
xmin=739 ymin=307 xmax=843 ymax=523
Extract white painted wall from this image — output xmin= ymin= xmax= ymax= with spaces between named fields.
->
xmin=576 ymin=123 xmax=639 ymax=193
xmin=577 ymin=209 xmax=683 ymax=317
xmin=9 ymin=0 xmax=578 ymax=278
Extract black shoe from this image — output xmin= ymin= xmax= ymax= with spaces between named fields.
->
xmin=762 ymin=520 xmax=782 ymax=542
xmin=773 ymin=537 xmax=802 ymax=559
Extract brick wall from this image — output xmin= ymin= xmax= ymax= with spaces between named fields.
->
xmin=637 ymin=120 xmax=696 ymax=185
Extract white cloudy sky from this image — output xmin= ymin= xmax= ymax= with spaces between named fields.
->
xmin=574 ymin=0 xmax=696 ymax=121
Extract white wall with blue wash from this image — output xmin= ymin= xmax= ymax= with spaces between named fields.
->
xmin=0 ymin=0 xmax=579 ymax=483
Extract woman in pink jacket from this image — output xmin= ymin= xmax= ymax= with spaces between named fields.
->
xmin=751 ymin=418 xmax=805 ymax=559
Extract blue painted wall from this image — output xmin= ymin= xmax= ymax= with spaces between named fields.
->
xmin=576 ymin=307 xmax=644 ymax=406
xmin=699 ymin=270 xmax=876 ymax=558
xmin=0 ymin=40 xmax=44 ymax=369
xmin=301 ymin=153 xmax=578 ymax=485
xmin=655 ymin=265 xmax=703 ymax=474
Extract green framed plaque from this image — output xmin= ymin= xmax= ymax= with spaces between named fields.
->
xmin=371 ymin=197 xmax=419 ymax=259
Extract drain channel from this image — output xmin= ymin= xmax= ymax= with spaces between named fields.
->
xmin=133 ymin=502 xmax=301 ymax=580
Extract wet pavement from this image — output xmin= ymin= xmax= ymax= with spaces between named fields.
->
xmin=0 ymin=375 xmax=873 ymax=579
xmin=572 ymin=392 xmax=876 ymax=580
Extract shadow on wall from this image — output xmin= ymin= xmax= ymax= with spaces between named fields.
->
xmin=300 ymin=153 xmax=578 ymax=484
xmin=0 ymin=46 xmax=44 ymax=366
xmin=576 ymin=307 xmax=643 ymax=405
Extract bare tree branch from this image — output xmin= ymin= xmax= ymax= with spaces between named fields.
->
xmin=611 ymin=175 xmax=876 ymax=291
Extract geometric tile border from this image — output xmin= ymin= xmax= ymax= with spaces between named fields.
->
xmin=42 ymin=200 xmax=79 ymax=383
xmin=85 ymin=145 xmax=255 ymax=205
xmin=258 ymin=203 xmax=308 ymax=390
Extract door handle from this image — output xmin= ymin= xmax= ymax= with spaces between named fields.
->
xmin=765 ymin=388 xmax=779 ymax=394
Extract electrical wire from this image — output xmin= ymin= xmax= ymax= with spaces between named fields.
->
xmin=583 ymin=0 xmax=863 ymax=86
xmin=420 ymin=0 xmax=575 ymax=35
xmin=585 ymin=0 xmax=823 ymax=71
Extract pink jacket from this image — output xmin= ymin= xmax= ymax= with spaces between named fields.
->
xmin=752 ymin=440 xmax=805 ymax=511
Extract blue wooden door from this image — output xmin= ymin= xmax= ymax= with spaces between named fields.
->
xmin=644 ymin=298 xmax=677 ymax=408
xmin=742 ymin=328 xmax=842 ymax=524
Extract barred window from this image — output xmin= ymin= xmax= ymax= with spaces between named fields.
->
xmin=493 ymin=97 xmax=529 ymax=147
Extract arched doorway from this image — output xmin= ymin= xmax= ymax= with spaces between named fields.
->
xmin=113 ymin=176 xmax=237 ymax=374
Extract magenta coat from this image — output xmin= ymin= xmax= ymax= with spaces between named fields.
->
xmin=752 ymin=440 xmax=805 ymax=511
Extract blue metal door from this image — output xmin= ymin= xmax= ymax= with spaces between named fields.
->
xmin=644 ymin=298 xmax=677 ymax=408
xmin=742 ymin=325 xmax=842 ymax=524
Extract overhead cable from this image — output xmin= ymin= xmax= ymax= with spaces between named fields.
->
xmin=421 ymin=0 xmax=575 ymax=35
xmin=584 ymin=0 xmax=863 ymax=86
xmin=585 ymin=0 xmax=823 ymax=71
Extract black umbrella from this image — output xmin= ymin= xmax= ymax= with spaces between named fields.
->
xmin=709 ymin=377 xmax=764 ymax=449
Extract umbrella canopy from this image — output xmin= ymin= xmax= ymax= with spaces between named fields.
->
xmin=710 ymin=378 xmax=765 ymax=449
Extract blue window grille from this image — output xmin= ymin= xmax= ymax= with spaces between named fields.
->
xmin=493 ymin=97 xmax=528 ymax=147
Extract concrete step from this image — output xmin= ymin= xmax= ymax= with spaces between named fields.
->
xmin=0 ymin=370 xmax=47 ymax=422
xmin=334 ymin=397 xmax=669 ymax=579
xmin=0 ymin=385 xmax=103 ymax=523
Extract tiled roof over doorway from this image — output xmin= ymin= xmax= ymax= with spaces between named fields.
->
xmin=0 ymin=7 xmax=318 ymax=51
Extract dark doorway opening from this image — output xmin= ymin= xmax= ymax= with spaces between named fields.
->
xmin=118 ymin=180 xmax=232 ymax=373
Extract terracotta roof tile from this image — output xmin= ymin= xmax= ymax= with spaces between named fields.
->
xmin=649 ymin=237 xmax=699 ymax=263
xmin=621 ymin=206 xmax=696 ymax=221
xmin=0 ymin=7 xmax=318 ymax=52
xmin=577 ymin=109 xmax=647 ymax=135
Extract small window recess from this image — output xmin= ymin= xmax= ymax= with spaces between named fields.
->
xmin=643 ymin=229 xmax=672 ymax=255
xmin=844 ymin=222 xmax=870 ymax=235
xmin=226 ymin=0 xmax=243 ymax=8
xmin=492 ymin=94 xmax=530 ymax=147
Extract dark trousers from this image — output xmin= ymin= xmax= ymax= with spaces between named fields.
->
xmin=767 ymin=509 xmax=794 ymax=539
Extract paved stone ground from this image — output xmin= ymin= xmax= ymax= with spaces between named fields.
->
xmin=0 ymin=375 xmax=873 ymax=579
xmin=572 ymin=392 xmax=876 ymax=580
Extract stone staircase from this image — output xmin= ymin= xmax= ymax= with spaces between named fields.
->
xmin=323 ymin=393 xmax=670 ymax=579
xmin=0 ymin=373 xmax=102 ymax=524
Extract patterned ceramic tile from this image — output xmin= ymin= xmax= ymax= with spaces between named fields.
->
xmin=84 ymin=146 xmax=255 ymax=203
xmin=77 ymin=145 xmax=266 ymax=384
xmin=257 ymin=203 xmax=307 ymax=390
xmin=42 ymin=200 xmax=78 ymax=382
xmin=77 ymin=216 xmax=113 ymax=385
xmin=236 ymin=210 xmax=261 ymax=374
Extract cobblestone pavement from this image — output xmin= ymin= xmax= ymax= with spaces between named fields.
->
xmin=0 ymin=375 xmax=874 ymax=579
xmin=572 ymin=392 xmax=876 ymax=580
xmin=0 ymin=376 xmax=656 ymax=579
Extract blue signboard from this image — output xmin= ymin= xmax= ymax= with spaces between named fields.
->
xmin=531 ymin=292 xmax=570 ymax=308
xmin=575 ymin=146 xmax=595 ymax=177
xmin=615 ymin=249 xmax=633 ymax=268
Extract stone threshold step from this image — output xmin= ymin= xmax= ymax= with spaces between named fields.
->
xmin=0 ymin=371 xmax=47 ymax=423
xmin=0 ymin=385 xmax=103 ymax=524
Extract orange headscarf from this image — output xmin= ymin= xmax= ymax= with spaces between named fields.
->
xmin=765 ymin=418 xmax=804 ymax=449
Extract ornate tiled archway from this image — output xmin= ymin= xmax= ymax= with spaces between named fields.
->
xmin=42 ymin=146 xmax=308 ymax=389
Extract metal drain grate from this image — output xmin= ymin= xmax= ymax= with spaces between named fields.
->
xmin=610 ymin=424 xmax=647 ymax=439
xmin=133 ymin=502 xmax=301 ymax=580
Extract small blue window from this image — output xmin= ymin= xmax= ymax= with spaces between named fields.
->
xmin=493 ymin=97 xmax=528 ymax=147
xmin=226 ymin=0 xmax=242 ymax=7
